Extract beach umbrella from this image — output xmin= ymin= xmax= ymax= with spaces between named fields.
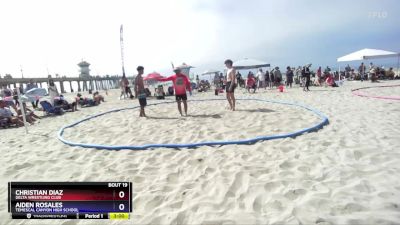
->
xmin=233 ymin=58 xmax=270 ymax=70
xmin=20 ymin=88 xmax=48 ymax=103
xmin=143 ymin=72 xmax=164 ymax=81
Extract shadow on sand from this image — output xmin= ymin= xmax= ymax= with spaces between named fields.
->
xmin=188 ymin=114 xmax=222 ymax=119
xmin=146 ymin=116 xmax=182 ymax=120
xmin=308 ymin=89 xmax=337 ymax=92
xmin=147 ymin=114 xmax=222 ymax=120
xmin=235 ymin=108 xmax=275 ymax=113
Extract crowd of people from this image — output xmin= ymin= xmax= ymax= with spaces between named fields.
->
xmin=214 ymin=62 xmax=399 ymax=94
xmin=0 ymin=78 xmax=105 ymax=128
xmin=1 ymin=61 xmax=399 ymax=124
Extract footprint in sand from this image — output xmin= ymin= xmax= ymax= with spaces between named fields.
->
xmin=166 ymin=173 xmax=179 ymax=183
xmin=162 ymin=185 xmax=174 ymax=193
xmin=145 ymin=157 xmax=156 ymax=164
xmin=378 ymin=192 xmax=394 ymax=198
xmin=322 ymin=141 xmax=331 ymax=147
xmin=204 ymin=167 xmax=215 ymax=174
xmin=133 ymin=176 xmax=145 ymax=183
xmin=354 ymin=180 xmax=375 ymax=193
xmin=315 ymin=218 xmax=331 ymax=225
xmin=297 ymin=166 xmax=310 ymax=173
xmin=331 ymin=203 xmax=366 ymax=215
xmin=284 ymin=189 xmax=307 ymax=200
xmin=353 ymin=150 xmax=363 ymax=160
xmin=144 ymin=195 xmax=163 ymax=212
xmin=61 ymin=221 xmax=79 ymax=225
xmin=169 ymin=201 xmax=183 ymax=209
xmin=266 ymin=200 xmax=283 ymax=211
xmin=383 ymin=203 xmax=398 ymax=210
xmin=11 ymin=162 xmax=34 ymax=171
xmin=253 ymin=195 xmax=264 ymax=213
xmin=264 ymin=181 xmax=282 ymax=192
xmin=279 ymin=160 xmax=295 ymax=169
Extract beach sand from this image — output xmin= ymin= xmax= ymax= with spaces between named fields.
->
xmin=1 ymin=80 xmax=399 ymax=224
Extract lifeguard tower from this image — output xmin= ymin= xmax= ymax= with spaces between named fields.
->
xmin=78 ymin=61 xmax=91 ymax=78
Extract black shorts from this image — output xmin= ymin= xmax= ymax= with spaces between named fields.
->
xmin=138 ymin=96 xmax=147 ymax=107
xmin=226 ymin=82 xmax=236 ymax=93
xmin=175 ymin=94 xmax=187 ymax=101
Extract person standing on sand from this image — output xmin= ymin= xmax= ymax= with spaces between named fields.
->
xmin=256 ymin=68 xmax=265 ymax=90
xmin=155 ymin=67 xmax=192 ymax=116
xmin=134 ymin=66 xmax=147 ymax=117
xmin=224 ymin=59 xmax=236 ymax=111
xmin=359 ymin=62 xmax=366 ymax=81
xmin=48 ymin=79 xmax=59 ymax=106
xmin=302 ymin=64 xmax=311 ymax=91
xmin=286 ymin=66 xmax=294 ymax=88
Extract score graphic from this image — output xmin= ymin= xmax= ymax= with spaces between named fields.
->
xmin=8 ymin=182 xmax=132 ymax=219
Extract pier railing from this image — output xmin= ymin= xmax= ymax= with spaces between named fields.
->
xmin=0 ymin=76 xmax=135 ymax=93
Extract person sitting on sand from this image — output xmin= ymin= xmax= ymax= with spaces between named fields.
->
xmin=155 ymin=67 xmax=192 ymax=116
xmin=386 ymin=68 xmax=395 ymax=80
xmin=55 ymin=95 xmax=78 ymax=112
xmin=17 ymin=102 xmax=40 ymax=124
xmin=93 ymin=91 xmax=105 ymax=105
xmin=370 ymin=72 xmax=379 ymax=82
xmin=325 ymin=74 xmax=334 ymax=87
xmin=76 ymin=93 xmax=97 ymax=107
xmin=1 ymin=86 xmax=18 ymax=113
xmin=246 ymin=74 xmax=257 ymax=93
xmin=0 ymin=99 xmax=24 ymax=127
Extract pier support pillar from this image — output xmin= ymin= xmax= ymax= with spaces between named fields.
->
xmin=77 ymin=81 xmax=81 ymax=92
xmin=60 ymin=81 xmax=65 ymax=93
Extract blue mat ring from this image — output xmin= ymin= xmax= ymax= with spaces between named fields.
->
xmin=57 ymin=98 xmax=329 ymax=150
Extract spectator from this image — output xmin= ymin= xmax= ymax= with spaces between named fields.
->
xmin=286 ymin=66 xmax=294 ymax=88
xmin=26 ymin=79 xmax=39 ymax=108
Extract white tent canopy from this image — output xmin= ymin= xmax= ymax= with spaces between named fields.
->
xmin=202 ymin=69 xmax=220 ymax=75
xmin=233 ymin=58 xmax=270 ymax=69
xmin=337 ymin=48 xmax=400 ymax=62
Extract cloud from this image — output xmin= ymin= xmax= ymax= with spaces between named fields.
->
xmin=0 ymin=0 xmax=398 ymax=77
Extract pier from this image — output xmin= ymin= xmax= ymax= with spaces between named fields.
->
xmin=0 ymin=76 xmax=133 ymax=93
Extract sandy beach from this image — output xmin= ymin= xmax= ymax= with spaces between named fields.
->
xmin=1 ymin=80 xmax=400 ymax=224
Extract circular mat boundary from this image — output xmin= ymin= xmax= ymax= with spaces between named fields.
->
xmin=57 ymin=98 xmax=329 ymax=150
xmin=352 ymin=84 xmax=400 ymax=100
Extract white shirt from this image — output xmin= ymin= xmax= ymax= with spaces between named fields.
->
xmin=257 ymin=71 xmax=265 ymax=81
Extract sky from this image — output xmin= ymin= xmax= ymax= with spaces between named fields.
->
xmin=0 ymin=0 xmax=399 ymax=78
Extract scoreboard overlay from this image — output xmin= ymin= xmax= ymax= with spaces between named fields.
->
xmin=8 ymin=182 xmax=132 ymax=219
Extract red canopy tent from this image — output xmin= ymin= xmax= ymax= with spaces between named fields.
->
xmin=143 ymin=72 xmax=164 ymax=81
